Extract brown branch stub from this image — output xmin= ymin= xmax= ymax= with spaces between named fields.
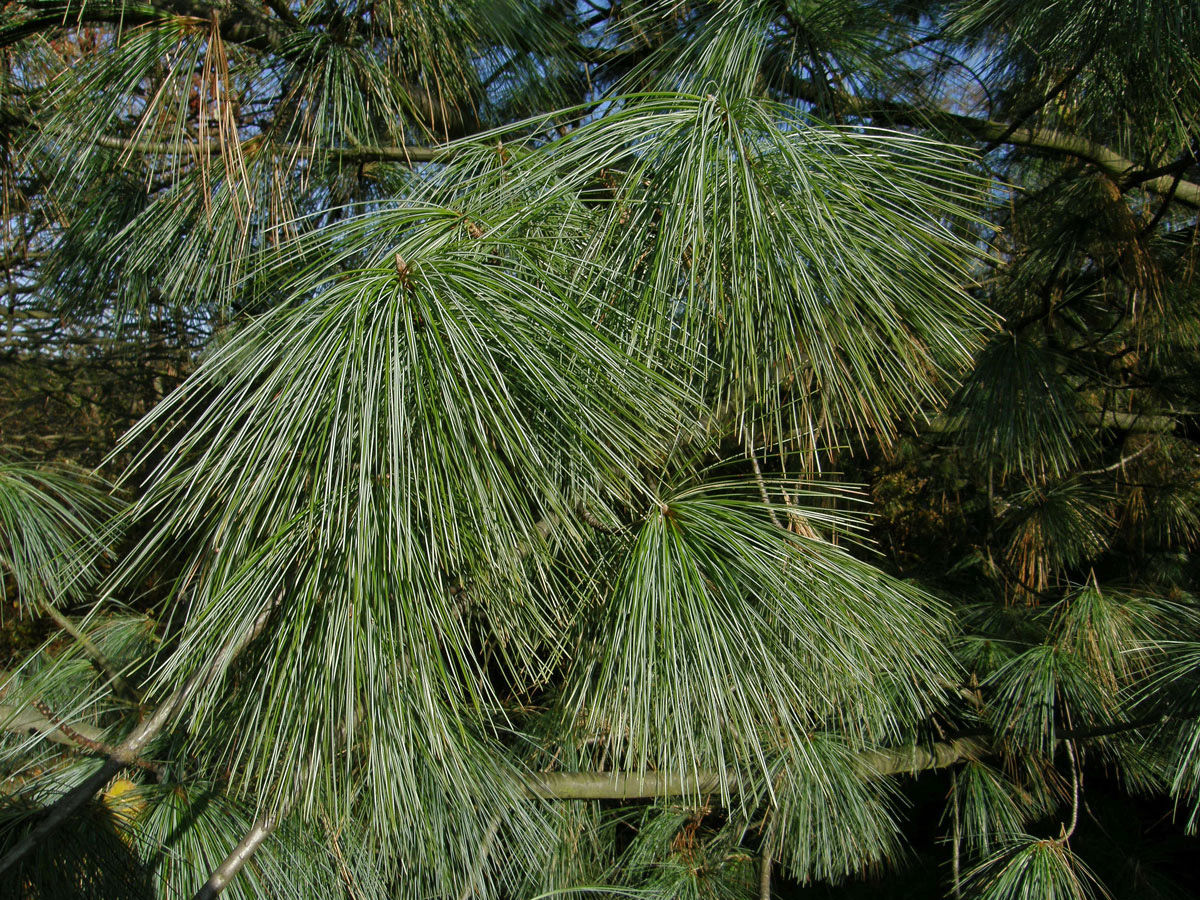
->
xmin=0 ymin=700 xmax=106 ymax=750
xmin=577 ymin=502 xmax=622 ymax=534
xmin=28 ymin=700 xmax=160 ymax=772
xmin=29 ymin=699 xmax=107 ymax=756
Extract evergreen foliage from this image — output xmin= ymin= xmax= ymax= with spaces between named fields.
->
xmin=1 ymin=1 xmax=1198 ymax=898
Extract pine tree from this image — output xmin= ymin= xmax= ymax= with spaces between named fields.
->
xmin=1 ymin=2 xmax=1198 ymax=898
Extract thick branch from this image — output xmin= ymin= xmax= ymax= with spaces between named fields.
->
xmin=880 ymin=112 xmax=1200 ymax=209
xmin=191 ymin=809 xmax=282 ymax=900
xmin=523 ymin=738 xmax=985 ymax=800
xmin=1 ymin=0 xmax=289 ymax=53
xmin=525 ymin=769 xmax=727 ymax=800
xmin=4 ymin=694 xmax=982 ymax=803
xmin=779 ymin=77 xmax=1200 ymax=210
xmin=181 ymin=740 xmax=983 ymax=898
xmin=963 ymin=120 xmax=1200 ymax=208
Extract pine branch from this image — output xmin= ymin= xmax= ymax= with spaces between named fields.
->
xmin=26 ymin=700 xmax=160 ymax=773
xmin=923 ymin=409 xmax=1176 ymax=435
xmin=0 ymin=690 xmax=187 ymax=876
xmin=777 ymin=76 xmax=1200 ymax=209
xmin=36 ymin=599 xmax=140 ymax=704
xmin=91 ymin=133 xmax=449 ymax=164
xmin=0 ymin=594 xmax=279 ymax=877
xmin=2 ymin=692 xmax=985 ymax=803
xmin=523 ymin=738 xmax=986 ymax=799
xmin=0 ymin=700 xmax=107 ymax=750
xmin=9 ymin=2 xmax=1197 ymax=209
xmin=190 ymin=807 xmax=283 ymax=900
xmin=86 ymin=111 xmax=1199 ymax=208
xmin=14 ymin=78 xmax=1187 ymax=211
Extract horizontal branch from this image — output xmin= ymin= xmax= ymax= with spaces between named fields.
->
xmin=185 ymin=740 xmax=983 ymax=898
xmin=523 ymin=738 xmax=985 ymax=800
xmin=952 ymin=118 xmax=1200 ymax=209
xmin=525 ymin=769 xmax=726 ymax=800
xmin=87 ymin=112 xmax=1200 ymax=212
xmin=92 ymin=134 xmax=448 ymax=165
xmin=854 ymin=105 xmax=1200 ymax=211
xmin=922 ymin=408 xmax=1177 ymax=435
xmin=3 ymin=682 xmax=982 ymax=801
xmin=782 ymin=76 xmax=1200 ymax=210
xmin=9 ymin=4 xmax=1197 ymax=209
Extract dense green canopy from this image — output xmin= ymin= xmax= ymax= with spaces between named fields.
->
xmin=1 ymin=1 xmax=1198 ymax=898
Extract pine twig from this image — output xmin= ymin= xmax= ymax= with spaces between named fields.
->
xmin=191 ymin=807 xmax=285 ymax=900
xmin=37 ymin=599 xmax=140 ymax=704
xmin=758 ymin=814 xmax=775 ymax=900
xmin=0 ymin=591 xmax=280 ymax=877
